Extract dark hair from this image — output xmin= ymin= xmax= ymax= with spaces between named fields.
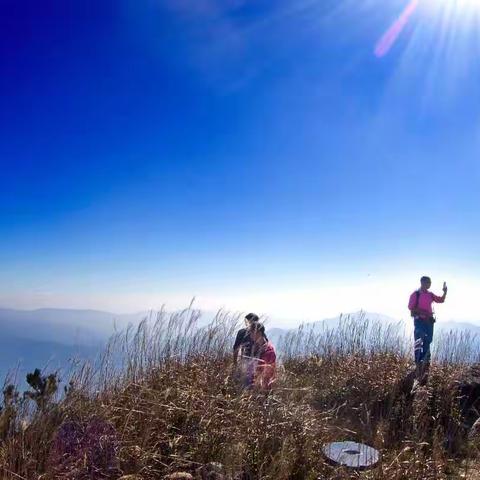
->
xmin=250 ymin=322 xmax=268 ymax=341
xmin=420 ymin=276 xmax=431 ymax=283
xmin=245 ymin=313 xmax=259 ymax=323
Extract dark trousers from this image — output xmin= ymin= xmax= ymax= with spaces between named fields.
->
xmin=414 ymin=318 xmax=434 ymax=365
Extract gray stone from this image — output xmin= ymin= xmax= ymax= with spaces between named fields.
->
xmin=164 ymin=473 xmax=194 ymax=480
xmin=322 ymin=441 xmax=380 ymax=469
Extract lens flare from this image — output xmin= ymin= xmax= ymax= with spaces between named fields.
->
xmin=375 ymin=0 xmax=419 ymax=57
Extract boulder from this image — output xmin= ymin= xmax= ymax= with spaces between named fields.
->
xmin=164 ymin=473 xmax=194 ymax=480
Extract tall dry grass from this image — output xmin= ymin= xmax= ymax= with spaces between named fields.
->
xmin=0 ymin=309 xmax=479 ymax=479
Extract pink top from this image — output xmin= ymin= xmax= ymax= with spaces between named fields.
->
xmin=254 ymin=341 xmax=277 ymax=389
xmin=408 ymin=290 xmax=445 ymax=319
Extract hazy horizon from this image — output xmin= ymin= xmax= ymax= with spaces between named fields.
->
xmin=0 ymin=300 xmax=477 ymax=330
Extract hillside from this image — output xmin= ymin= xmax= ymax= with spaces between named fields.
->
xmin=0 ymin=310 xmax=479 ymax=479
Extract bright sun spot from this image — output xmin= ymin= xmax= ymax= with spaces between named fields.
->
xmin=425 ymin=0 xmax=480 ymax=16
xmin=375 ymin=0 xmax=480 ymax=57
xmin=443 ymin=0 xmax=480 ymax=7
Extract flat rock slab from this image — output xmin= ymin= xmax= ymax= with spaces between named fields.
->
xmin=163 ymin=473 xmax=194 ymax=480
xmin=322 ymin=441 xmax=380 ymax=469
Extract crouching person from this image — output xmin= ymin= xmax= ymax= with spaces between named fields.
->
xmin=248 ymin=322 xmax=277 ymax=390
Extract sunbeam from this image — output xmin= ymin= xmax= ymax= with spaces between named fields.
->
xmin=375 ymin=0 xmax=480 ymax=58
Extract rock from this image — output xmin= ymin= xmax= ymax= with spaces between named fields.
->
xmin=322 ymin=441 xmax=380 ymax=470
xmin=164 ymin=473 xmax=194 ymax=480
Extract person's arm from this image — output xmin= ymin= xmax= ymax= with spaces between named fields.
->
xmin=433 ymin=282 xmax=448 ymax=303
xmin=408 ymin=292 xmax=416 ymax=313
xmin=233 ymin=329 xmax=245 ymax=364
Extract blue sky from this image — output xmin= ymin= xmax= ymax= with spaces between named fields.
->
xmin=1 ymin=0 xmax=479 ymax=324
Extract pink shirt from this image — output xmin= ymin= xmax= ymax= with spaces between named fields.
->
xmin=254 ymin=341 xmax=277 ymax=389
xmin=408 ymin=290 xmax=445 ymax=319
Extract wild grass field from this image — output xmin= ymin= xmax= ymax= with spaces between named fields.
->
xmin=0 ymin=309 xmax=479 ymax=480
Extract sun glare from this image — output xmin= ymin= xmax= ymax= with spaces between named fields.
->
xmin=375 ymin=0 xmax=480 ymax=57
xmin=425 ymin=0 xmax=480 ymax=24
xmin=437 ymin=0 xmax=480 ymax=8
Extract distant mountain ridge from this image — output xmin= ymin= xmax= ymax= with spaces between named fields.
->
xmin=0 ymin=307 xmax=148 ymax=346
xmin=0 ymin=307 xmax=150 ymax=382
xmin=266 ymin=311 xmax=480 ymax=346
xmin=0 ymin=307 xmax=478 ymax=383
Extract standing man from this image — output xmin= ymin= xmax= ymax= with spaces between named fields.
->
xmin=233 ymin=313 xmax=259 ymax=365
xmin=408 ymin=276 xmax=447 ymax=381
